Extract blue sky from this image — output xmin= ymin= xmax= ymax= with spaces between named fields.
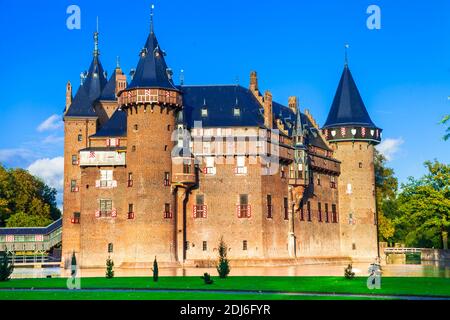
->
xmin=0 ymin=0 xmax=449 ymax=201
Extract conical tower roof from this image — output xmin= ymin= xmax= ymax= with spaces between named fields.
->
xmin=323 ymin=65 xmax=376 ymax=129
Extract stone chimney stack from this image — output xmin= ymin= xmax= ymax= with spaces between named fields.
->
xmin=288 ymin=96 xmax=298 ymax=114
xmin=264 ymin=90 xmax=273 ymax=129
xmin=115 ymin=67 xmax=127 ymax=98
xmin=65 ymin=81 xmax=72 ymax=113
xmin=250 ymin=71 xmax=258 ymax=92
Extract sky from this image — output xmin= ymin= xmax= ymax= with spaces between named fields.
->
xmin=0 ymin=0 xmax=449 ymax=205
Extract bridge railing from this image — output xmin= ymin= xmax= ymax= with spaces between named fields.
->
xmin=384 ymin=248 xmax=422 ymax=254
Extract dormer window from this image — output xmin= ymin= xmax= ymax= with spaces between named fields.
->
xmin=140 ymin=48 xmax=148 ymax=58
xmin=233 ymin=107 xmax=241 ymax=117
xmin=201 ymin=107 xmax=208 ymax=118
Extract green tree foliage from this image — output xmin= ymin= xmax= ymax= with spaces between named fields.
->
xmin=396 ymin=161 xmax=450 ymax=249
xmin=441 ymin=115 xmax=450 ymax=141
xmin=152 ymin=256 xmax=159 ymax=282
xmin=217 ymin=237 xmax=230 ymax=279
xmin=106 ymin=257 xmax=114 ymax=279
xmin=0 ymin=163 xmax=60 ymax=227
xmin=0 ymin=251 xmax=14 ymax=282
xmin=374 ymin=151 xmax=398 ymax=242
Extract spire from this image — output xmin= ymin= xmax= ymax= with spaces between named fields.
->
xmin=323 ymin=65 xmax=377 ymax=130
xmin=127 ymin=5 xmax=178 ymax=91
xmin=116 ymin=56 xmax=120 ymax=69
xmin=93 ymin=17 xmax=100 ymax=58
xmin=150 ymin=4 xmax=155 ymax=34
xmin=344 ymin=44 xmax=349 ymax=67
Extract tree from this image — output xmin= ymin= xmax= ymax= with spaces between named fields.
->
xmin=152 ymin=256 xmax=159 ymax=282
xmin=374 ymin=151 xmax=399 ymax=242
xmin=0 ymin=251 xmax=14 ymax=282
xmin=216 ymin=237 xmax=230 ymax=279
xmin=396 ymin=161 xmax=450 ymax=249
xmin=441 ymin=115 xmax=450 ymax=141
xmin=106 ymin=257 xmax=114 ymax=278
xmin=0 ymin=163 xmax=61 ymax=227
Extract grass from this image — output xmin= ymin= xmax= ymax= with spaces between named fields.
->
xmin=0 ymin=291 xmax=385 ymax=300
xmin=0 ymin=276 xmax=449 ymax=300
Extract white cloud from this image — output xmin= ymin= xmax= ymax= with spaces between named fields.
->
xmin=27 ymin=157 xmax=64 ymax=193
xmin=0 ymin=148 xmax=35 ymax=164
xmin=37 ymin=114 xmax=63 ymax=132
xmin=376 ymin=138 xmax=404 ymax=161
xmin=42 ymin=135 xmax=64 ymax=144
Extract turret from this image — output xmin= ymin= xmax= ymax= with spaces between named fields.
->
xmin=322 ymin=61 xmax=382 ymax=261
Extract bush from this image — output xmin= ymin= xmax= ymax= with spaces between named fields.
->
xmin=344 ymin=264 xmax=355 ymax=279
xmin=216 ymin=237 xmax=230 ymax=279
xmin=152 ymin=256 xmax=159 ymax=282
xmin=0 ymin=251 xmax=13 ymax=281
xmin=201 ymin=273 xmax=214 ymax=285
xmin=106 ymin=257 xmax=114 ymax=279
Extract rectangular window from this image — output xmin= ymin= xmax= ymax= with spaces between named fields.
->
xmin=359 ymin=162 xmax=363 ymax=168
xmin=203 ymin=241 xmax=208 ymax=251
xmin=325 ymin=203 xmax=329 ymax=223
xmin=107 ymin=138 xmax=120 ymax=147
xmin=108 ymin=243 xmax=113 ymax=253
xmin=318 ymin=202 xmax=322 ymax=222
xmin=238 ymin=194 xmax=251 ymax=218
xmin=183 ymin=162 xmax=191 ymax=174
xmin=99 ymin=199 xmax=113 ymax=216
xmin=204 ymin=157 xmax=216 ymax=175
xmin=71 ymin=212 xmax=80 ymax=224
xmin=70 ymin=180 xmax=78 ymax=192
xmin=185 ymin=241 xmax=190 ymax=251
xmin=128 ymin=172 xmax=133 ymax=187
xmin=164 ymin=172 xmax=170 ymax=186
xmin=284 ymin=197 xmax=289 ymax=220
xmin=72 ymin=155 xmax=78 ymax=165
xmin=235 ymin=156 xmax=247 ymax=175
xmin=243 ymin=240 xmax=248 ymax=251
xmin=317 ymin=175 xmax=321 ymax=186
xmin=194 ymin=195 xmax=207 ymax=219
xmin=267 ymin=195 xmax=273 ymax=219
xmin=99 ymin=170 xmax=114 ymax=188
xmin=307 ymin=201 xmax=312 ymax=222
xmin=128 ymin=203 xmax=134 ymax=214
xmin=77 ymin=134 xmax=83 ymax=142
xmin=330 ymin=175 xmax=337 ymax=189
xmin=332 ymin=204 xmax=338 ymax=223
xmin=164 ymin=203 xmax=172 ymax=219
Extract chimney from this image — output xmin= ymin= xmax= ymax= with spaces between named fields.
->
xmin=288 ymin=96 xmax=298 ymax=114
xmin=264 ymin=90 xmax=273 ymax=129
xmin=65 ymin=81 xmax=72 ymax=113
xmin=115 ymin=67 xmax=127 ymax=98
xmin=250 ymin=71 xmax=258 ymax=92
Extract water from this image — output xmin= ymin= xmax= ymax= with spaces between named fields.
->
xmin=11 ymin=261 xmax=450 ymax=279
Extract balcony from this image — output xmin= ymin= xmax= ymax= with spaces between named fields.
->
xmin=79 ymin=149 xmax=126 ymax=167
xmin=309 ymin=154 xmax=340 ymax=175
xmin=172 ymin=157 xmax=196 ymax=185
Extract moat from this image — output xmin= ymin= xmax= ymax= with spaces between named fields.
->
xmin=11 ymin=261 xmax=450 ymax=279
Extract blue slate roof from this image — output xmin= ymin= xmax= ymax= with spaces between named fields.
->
xmin=181 ymin=85 xmax=265 ymax=128
xmin=128 ymin=30 xmax=178 ymax=91
xmin=65 ymin=48 xmax=108 ymax=117
xmin=92 ymin=109 xmax=127 ymax=137
xmin=323 ymin=65 xmax=376 ymax=129
xmin=100 ymin=69 xmax=118 ymax=101
xmin=65 ymin=84 xmax=97 ymax=118
xmin=0 ymin=219 xmax=62 ymax=236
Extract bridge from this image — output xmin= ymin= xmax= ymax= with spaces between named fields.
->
xmin=384 ymin=247 xmax=422 ymax=254
xmin=0 ymin=219 xmax=62 ymax=266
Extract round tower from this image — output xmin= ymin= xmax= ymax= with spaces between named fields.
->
xmin=322 ymin=64 xmax=382 ymax=261
xmin=117 ymin=9 xmax=182 ymax=265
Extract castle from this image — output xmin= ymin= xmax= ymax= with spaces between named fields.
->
xmin=62 ymin=12 xmax=382 ymax=268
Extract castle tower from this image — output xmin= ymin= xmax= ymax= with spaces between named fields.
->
xmin=117 ymin=7 xmax=182 ymax=264
xmin=62 ymin=27 xmax=108 ymax=267
xmin=322 ymin=63 xmax=382 ymax=261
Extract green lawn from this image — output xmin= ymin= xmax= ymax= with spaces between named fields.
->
xmin=0 ymin=291 xmax=385 ymax=300
xmin=0 ymin=276 xmax=449 ymax=300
